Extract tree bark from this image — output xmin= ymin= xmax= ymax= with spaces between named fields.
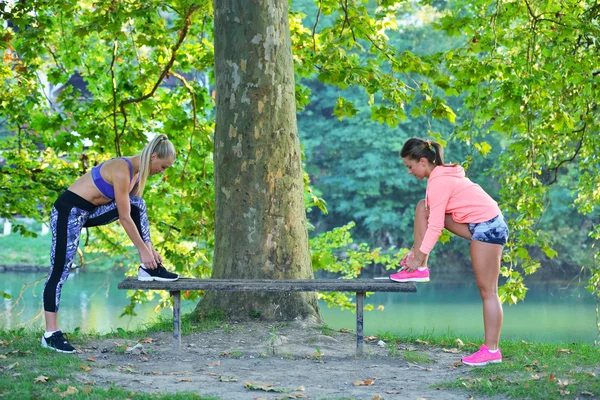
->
xmin=194 ymin=0 xmax=322 ymax=322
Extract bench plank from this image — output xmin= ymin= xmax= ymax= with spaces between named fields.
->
xmin=118 ymin=278 xmax=416 ymax=292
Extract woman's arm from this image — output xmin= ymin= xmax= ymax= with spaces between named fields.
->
xmin=112 ymin=161 xmax=156 ymax=269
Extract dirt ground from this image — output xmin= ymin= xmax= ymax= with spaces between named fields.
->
xmin=74 ymin=320 xmax=506 ymax=400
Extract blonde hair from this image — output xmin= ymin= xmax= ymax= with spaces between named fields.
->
xmin=134 ymin=134 xmax=176 ymax=197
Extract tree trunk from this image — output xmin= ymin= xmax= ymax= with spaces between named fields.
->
xmin=194 ymin=0 xmax=322 ymax=323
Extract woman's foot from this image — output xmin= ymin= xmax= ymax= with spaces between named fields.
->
xmin=41 ymin=331 xmax=76 ymax=354
xmin=389 ymin=267 xmax=430 ymax=282
xmin=461 ymin=344 xmax=502 ymax=366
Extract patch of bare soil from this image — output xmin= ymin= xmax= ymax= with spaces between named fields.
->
xmin=74 ymin=321 xmax=506 ymax=399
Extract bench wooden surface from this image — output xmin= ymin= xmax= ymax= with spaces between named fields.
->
xmin=118 ymin=278 xmax=416 ymax=355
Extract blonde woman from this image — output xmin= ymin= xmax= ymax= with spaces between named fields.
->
xmin=42 ymin=134 xmax=178 ymax=353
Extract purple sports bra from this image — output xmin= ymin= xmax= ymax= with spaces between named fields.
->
xmin=91 ymin=158 xmax=140 ymax=199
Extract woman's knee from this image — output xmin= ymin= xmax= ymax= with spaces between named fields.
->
xmin=416 ymin=199 xmax=428 ymax=217
xmin=476 ymin=280 xmax=499 ymax=298
xmin=130 ymin=196 xmax=147 ymax=211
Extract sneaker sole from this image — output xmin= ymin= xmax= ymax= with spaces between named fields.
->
xmin=41 ymin=339 xmax=76 ymax=354
xmin=137 ymin=276 xmax=179 ymax=282
xmin=389 ymin=277 xmax=430 ymax=283
xmin=462 ymin=359 xmax=502 ymax=366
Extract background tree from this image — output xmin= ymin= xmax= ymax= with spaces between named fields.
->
xmin=2 ymin=0 xmax=598 ymax=323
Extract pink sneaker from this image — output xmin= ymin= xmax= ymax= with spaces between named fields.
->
xmin=461 ymin=344 xmax=502 ymax=366
xmin=389 ymin=268 xmax=430 ymax=282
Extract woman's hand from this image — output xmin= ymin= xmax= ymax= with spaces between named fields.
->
xmin=139 ymin=248 xmax=157 ymax=269
xmin=400 ymin=249 xmax=414 ymax=267
xmin=404 ymin=255 xmax=423 ymax=272
xmin=151 ymin=246 xmax=163 ymax=264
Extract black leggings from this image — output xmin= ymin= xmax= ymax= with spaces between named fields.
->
xmin=43 ymin=190 xmax=150 ymax=312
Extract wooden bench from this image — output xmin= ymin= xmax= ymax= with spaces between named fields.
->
xmin=118 ymin=278 xmax=416 ymax=355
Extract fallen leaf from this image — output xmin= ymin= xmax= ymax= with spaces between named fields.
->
xmin=86 ymin=356 xmax=96 ymax=362
xmin=139 ymin=356 xmax=149 ymax=361
xmin=80 ymin=365 xmax=92 ymax=372
xmin=416 ymin=397 xmax=429 ymax=400
xmin=442 ymin=348 xmax=460 ymax=353
xmin=353 ymin=379 xmax=375 ymax=386
xmin=151 ymin=371 xmax=162 ymax=375
xmin=58 ymin=386 xmax=78 ymax=398
xmin=139 ymin=338 xmax=156 ymax=343
xmin=556 ymin=348 xmax=570 ymax=353
xmin=165 ymin=371 xmax=192 ymax=376
xmin=415 ymin=339 xmax=429 ymax=345
xmin=549 ymin=373 xmax=555 ymax=381
xmin=34 ymin=375 xmax=48 ymax=383
xmin=82 ymin=387 xmax=92 ymax=394
xmin=0 ymin=355 xmax=6 ymax=359
xmin=218 ymin=376 xmax=238 ymax=382
xmin=455 ymin=338 xmax=465 ymax=348
xmin=531 ymin=374 xmax=541 ymax=380
xmin=0 ymin=340 xmax=8 ymax=346
xmin=558 ymin=389 xmax=570 ymax=396
xmin=364 ymin=336 xmax=378 ymax=342
xmin=373 ymin=395 xmax=383 ymax=400
xmin=207 ymin=360 xmax=221 ymax=367
xmin=584 ymin=372 xmax=596 ymax=377
xmin=288 ymin=393 xmax=308 ymax=398
xmin=581 ymin=391 xmax=595 ymax=397
xmin=6 ymin=362 xmax=18 ymax=370
xmin=296 ymin=385 xmax=305 ymax=391
xmin=177 ymin=378 xmax=192 ymax=383
xmin=244 ymin=381 xmax=286 ymax=392
xmin=116 ymin=365 xmax=136 ymax=373
xmin=521 ymin=340 xmax=530 ymax=345
xmin=205 ymin=372 xmax=218 ymax=376
xmin=557 ymin=378 xmax=572 ymax=388
xmin=377 ymin=305 xmax=385 ymax=311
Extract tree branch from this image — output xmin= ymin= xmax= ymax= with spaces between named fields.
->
xmin=312 ymin=0 xmax=322 ymax=53
xmin=117 ymin=5 xmax=200 ymax=136
xmin=545 ymin=124 xmax=587 ymax=185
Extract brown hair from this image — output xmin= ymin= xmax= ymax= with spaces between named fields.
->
xmin=133 ymin=134 xmax=176 ymax=197
xmin=400 ymin=138 xmax=444 ymax=166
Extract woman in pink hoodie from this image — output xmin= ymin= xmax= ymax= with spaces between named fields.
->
xmin=390 ymin=138 xmax=508 ymax=366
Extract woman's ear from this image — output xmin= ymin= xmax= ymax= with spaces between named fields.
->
xmin=150 ymin=153 xmax=158 ymax=160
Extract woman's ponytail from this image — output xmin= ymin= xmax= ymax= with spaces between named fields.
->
xmin=134 ymin=134 xmax=176 ymax=197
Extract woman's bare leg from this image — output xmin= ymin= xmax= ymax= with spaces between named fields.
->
xmin=417 ymin=212 xmax=503 ymax=348
xmin=412 ymin=200 xmax=429 ymax=266
xmin=412 ymin=201 xmax=473 ymax=267
xmin=45 ymin=312 xmax=58 ymax=331
xmin=470 ymin=241 xmax=504 ymax=349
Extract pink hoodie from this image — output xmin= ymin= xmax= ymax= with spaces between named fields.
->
xmin=420 ymin=165 xmax=501 ymax=254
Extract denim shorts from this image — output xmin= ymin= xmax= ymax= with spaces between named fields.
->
xmin=468 ymin=214 xmax=509 ymax=246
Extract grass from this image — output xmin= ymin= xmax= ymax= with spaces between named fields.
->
xmin=0 ymin=328 xmax=218 ymax=400
xmin=2 ymin=316 xmax=599 ymax=400
xmin=0 ymin=233 xmax=51 ymax=266
xmin=378 ymin=330 xmax=600 ymax=399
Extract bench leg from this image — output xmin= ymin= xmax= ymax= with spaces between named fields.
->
xmin=356 ymin=292 xmax=365 ymax=356
xmin=171 ymin=290 xmax=181 ymax=352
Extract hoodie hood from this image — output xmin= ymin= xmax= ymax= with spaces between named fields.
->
xmin=428 ymin=164 xmax=465 ymax=181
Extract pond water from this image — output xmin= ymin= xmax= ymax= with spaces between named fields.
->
xmin=1 ymin=270 xmax=597 ymax=343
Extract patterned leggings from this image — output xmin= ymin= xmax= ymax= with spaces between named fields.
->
xmin=43 ymin=190 xmax=151 ymax=312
